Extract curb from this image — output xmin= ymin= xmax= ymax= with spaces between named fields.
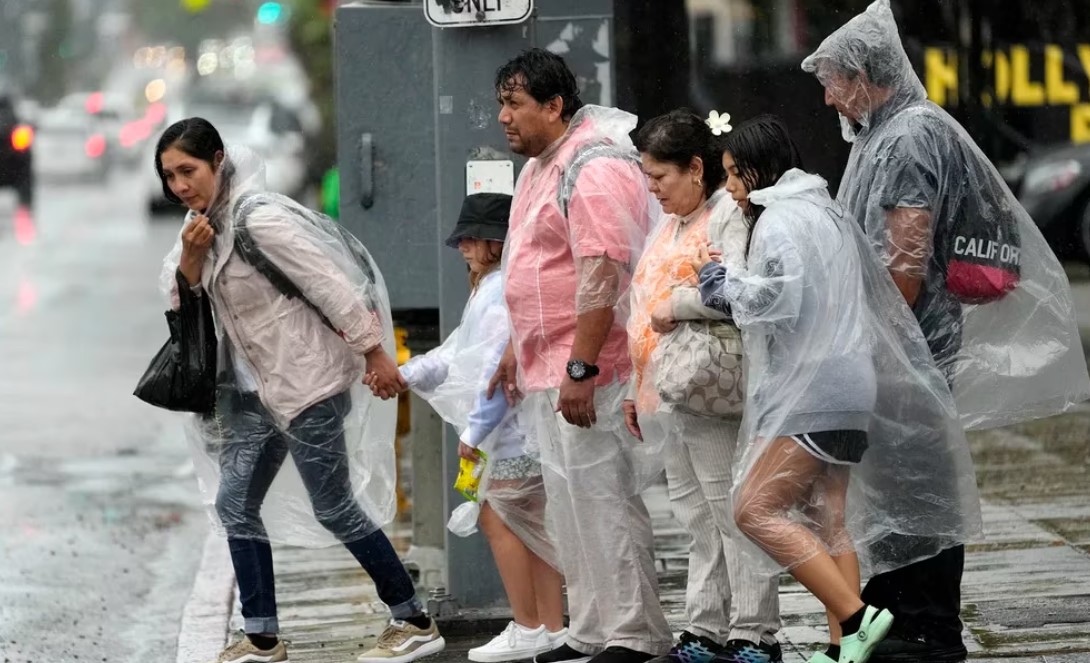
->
xmin=175 ymin=530 xmax=235 ymax=663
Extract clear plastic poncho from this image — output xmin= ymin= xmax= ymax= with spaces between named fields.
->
xmin=629 ymin=190 xmax=747 ymax=414
xmin=400 ymin=270 xmax=557 ymax=569
xmin=160 ymin=146 xmax=398 ymax=547
xmin=502 ymin=105 xmax=663 ymax=497
xmin=700 ymin=170 xmax=982 ymax=576
xmin=626 ymin=191 xmax=749 ymax=471
xmin=802 ymin=0 xmax=1090 ymax=430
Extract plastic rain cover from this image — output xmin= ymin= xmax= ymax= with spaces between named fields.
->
xmin=501 ymin=105 xmax=663 ymax=496
xmin=803 ymin=0 xmax=1090 ymax=430
xmin=160 ymin=146 xmax=398 ymax=547
xmin=628 ymin=190 xmax=749 ymax=456
xmin=630 ymin=190 xmax=747 ymax=412
xmin=699 ymin=170 xmax=982 ymax=576
xmin=400 ymin=271 xmax=557 ymax=569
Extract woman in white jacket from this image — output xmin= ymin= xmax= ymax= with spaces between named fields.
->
xmin=392 ymin=194 xmax=566 ymax=663
xmin=694 ymin=116 xmax=979 ymax=663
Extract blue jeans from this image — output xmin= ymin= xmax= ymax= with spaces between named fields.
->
xmin=216 ymin=390 xmax=422 ymax=634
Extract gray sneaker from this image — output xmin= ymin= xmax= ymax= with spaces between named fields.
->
xmin=210 ymin=634 xmax=288 ymax=663
xmin=358 ymin=618 xmax=447 ymax=663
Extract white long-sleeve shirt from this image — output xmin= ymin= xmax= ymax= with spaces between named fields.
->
xmin=400 ymin=271 xmax=527 ymax=460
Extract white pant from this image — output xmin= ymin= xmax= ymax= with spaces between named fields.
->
xmin=530 ymin=383 xmax=673 ymax=656
xmin=666 ymin=414 xmax=781 ymax=645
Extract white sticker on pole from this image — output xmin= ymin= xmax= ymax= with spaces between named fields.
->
xmin=466 ymin=160 xmax=515 ymax=196
xmin=424 ymin=0 xmax=533 ymax=28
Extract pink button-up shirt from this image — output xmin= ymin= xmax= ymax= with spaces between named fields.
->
xmin=504 ymin=109 xmax=652 ymax=392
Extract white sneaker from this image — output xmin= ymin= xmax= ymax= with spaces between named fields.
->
xmin=546 ymin=628 xmax=568 ymax=644
xmin=468 ymin=622 xmax=554 ymax=663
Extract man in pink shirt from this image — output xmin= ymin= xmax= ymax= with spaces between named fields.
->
xmin=488 ymin=49 xmax=672 ymax=663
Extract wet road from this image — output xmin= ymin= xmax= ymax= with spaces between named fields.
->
xmin=3 ymin=165 xmax=1090 ymax=662
xmin=0 ymin=170 xmax=208 ymax=662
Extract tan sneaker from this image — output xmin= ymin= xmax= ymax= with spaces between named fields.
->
xmin=358 ymin=618 xmax=446 ymax=663
xmin=210 ymin=635 xmax=289 ymax=663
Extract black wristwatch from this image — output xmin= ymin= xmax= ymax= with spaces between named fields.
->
xmin=566 ymin=359 xmax=600 ymax=382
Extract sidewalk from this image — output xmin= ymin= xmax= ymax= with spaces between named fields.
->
xmin=187 ymin=398 xmax=1090 ymax=663
xmin=183 ymin=274 xmax=1090 ymax=662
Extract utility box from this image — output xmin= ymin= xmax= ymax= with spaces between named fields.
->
xmin=335 ymin=0 xmax=615 ymax=616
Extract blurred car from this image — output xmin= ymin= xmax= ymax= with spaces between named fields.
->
xmin=144 ymin=101 xmax=189 ymax=215
xmin=58 ymin=91 xmax=147 ymax=169
xmin=33 ymin=108 xmax=110 ymax=183
xmin=0 ymin=93 xmax=35 ymax=207
xmin=96 ymin=95 xmax=146 ymax=168
xmin=1013 ymin=143 xmax=1090 ymax=258
xmin=15 ymin=98 xmax=41 ymax=126
xmin=147 ymin=98 xmax=307 ymax=215
xmin=252 ymin=101 xmax=308 ymax=199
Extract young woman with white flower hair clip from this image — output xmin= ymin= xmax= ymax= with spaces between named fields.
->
xmin=693 ymin=114 xmax=980 ymax=663
xmin=627 ymin=109 xmax=784 ymax=663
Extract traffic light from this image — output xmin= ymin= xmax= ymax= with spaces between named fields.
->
xmin=181 ymin=0 xmax=211 ymax=12
xmin=257 ymin=2 xmax=284 ymax=24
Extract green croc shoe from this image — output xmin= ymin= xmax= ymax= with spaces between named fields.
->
xmin=839 ymin=606 xmax=894 ymax=663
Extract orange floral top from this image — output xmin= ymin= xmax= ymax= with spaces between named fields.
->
xmin=629 ymin=206 xmax=714 ymax=412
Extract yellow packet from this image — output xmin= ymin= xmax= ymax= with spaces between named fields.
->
xmin=453 ymin=450 xmax=489 ymax=502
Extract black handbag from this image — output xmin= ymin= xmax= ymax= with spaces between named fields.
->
xmin=133 ymin=270 xmax=218 ymax=414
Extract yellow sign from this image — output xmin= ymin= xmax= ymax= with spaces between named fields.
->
xmin=924 ymin=44 xmax=1090 ymax=143
xmin=181 ymin=0 xmax=211 ymax=13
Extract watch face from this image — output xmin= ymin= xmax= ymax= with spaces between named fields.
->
xmin=569 ymin=362 xmax=586 ymax=379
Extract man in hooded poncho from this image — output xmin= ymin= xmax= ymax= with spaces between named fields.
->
xmin=804 ymin=2 xmax=1090 ymax=661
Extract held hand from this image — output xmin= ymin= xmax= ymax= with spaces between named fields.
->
xmin=650 ymin=298 xmax=678 ymax=334
xmin=179 ymin=214 xmax=215 ymax=286
xmin=363 ymin=372 xmax=391 ymax=398
xmin=363 ymin=371 xmax=393 ymax=400
xmin=487 ymin=342 xmax=522 ymax=406
xmin=364 ymin=347 xmax=407 ymax=400
xmin=622 ymin=399 xmax=642 ymax=441
xmin=557 ymin=376 xmax=596 ymax=428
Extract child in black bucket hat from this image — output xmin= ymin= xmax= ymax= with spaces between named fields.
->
xmin=395 ymin=193 xmax=567 ymax=663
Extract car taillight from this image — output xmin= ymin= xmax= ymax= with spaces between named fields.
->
xmin=86 ymin=92 xmax=103 ymax=115
xmin=145 ymin=102 xmax=166 ymax=125
xmin=120 ymin=119 xmax=151 ymax=148
xmin=85 ymin=133 xmax=106 ymax=159
xmin=11 ymin=124 xmax=33 ymax=151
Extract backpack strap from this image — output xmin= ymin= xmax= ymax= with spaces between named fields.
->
xmin=557 ymin=141 xmax=641 ymax=218
xmin=231 ymin=195 xmax=337 ymax=332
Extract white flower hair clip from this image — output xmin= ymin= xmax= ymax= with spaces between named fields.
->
xmin=705 ymin=110 xmax=732 ymax=136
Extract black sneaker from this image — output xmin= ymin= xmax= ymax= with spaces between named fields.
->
xmin=535 ymin=644 xmax=594 ymax=663
xmin=868 ymin=632 xmax=967 ymax=663
xmin=646 ymin=631 xmax=723 ymax=663
xmin=711 ymin=639 xmax=783 ymax=663
xmin=587 ymin=647 xmax=657 ymax=663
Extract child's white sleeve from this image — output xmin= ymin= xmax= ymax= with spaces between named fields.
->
xmin=400 ymin=330 xmax=457 ymax=394
xmin=461 ymin=303 xmax=513 ymax=448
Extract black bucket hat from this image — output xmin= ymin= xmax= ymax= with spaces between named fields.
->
xmin=445 ymin=193 xmax=512 ymax=248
